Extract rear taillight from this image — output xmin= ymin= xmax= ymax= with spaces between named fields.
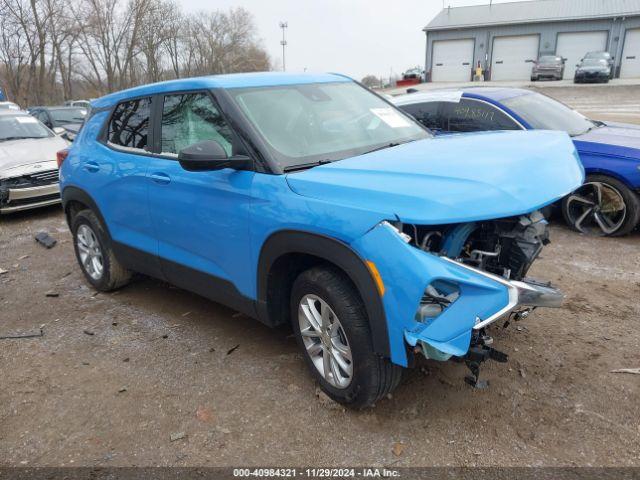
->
xmin=56 ymin=148 xmax=69 ymax=168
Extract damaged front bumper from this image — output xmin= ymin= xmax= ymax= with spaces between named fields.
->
xmin=439 ymin=257 xmax=564 ymax=330
xmin=351 ymin=221 xmax=564 ymax=368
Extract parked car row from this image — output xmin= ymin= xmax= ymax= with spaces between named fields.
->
xmin=2 ymin=72 xmax=637 ymax=408
xmin=0 ymin=99 xmax=89 ymax=213
xmin=0 ymin=109 xmax=69 ymax=213
xmin=530 ymin=51 xmax=614 ymax=83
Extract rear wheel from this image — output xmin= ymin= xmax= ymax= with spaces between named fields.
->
xmin=291 ymin=266 xmax=402 ymax=408
xmin=72 ymin=209 xmax=132 ymax=290
xmin=562 ymin=175 xmax=640 ymax=236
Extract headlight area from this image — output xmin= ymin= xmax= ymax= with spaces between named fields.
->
xmin=351 ymin=218 xmax=564 ymax=388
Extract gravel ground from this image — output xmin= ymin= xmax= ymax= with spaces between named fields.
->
xmin=1 ymin=86 xmax=639 ymax=468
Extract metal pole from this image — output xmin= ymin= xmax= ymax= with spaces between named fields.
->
xmin=279 ymin=21 xmax=288 ymax=72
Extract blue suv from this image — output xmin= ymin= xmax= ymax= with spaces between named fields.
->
xmin=59 ymin=72 xmax=583 ymax=407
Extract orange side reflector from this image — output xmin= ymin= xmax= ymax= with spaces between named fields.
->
xmin=366 ymin=260 xmax=385 ymax=297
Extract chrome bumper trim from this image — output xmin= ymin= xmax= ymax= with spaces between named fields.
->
xmin=0 ymin=197 xmax=61 ymax=213
xmin=441 ymin=257 xmax=564 ymax=330
xmin=7 ymin=183 xmax=60 ymax=201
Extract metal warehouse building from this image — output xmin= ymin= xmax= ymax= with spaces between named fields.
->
xmin=424 ymin=0 xmax=640 ymax=81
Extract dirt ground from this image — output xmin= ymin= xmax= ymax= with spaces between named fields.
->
xmin=1 ymin=86 xmax=639 ymax=468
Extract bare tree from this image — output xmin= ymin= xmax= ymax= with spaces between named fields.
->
xmin=0 ymin=0 xmax=272 ymax=106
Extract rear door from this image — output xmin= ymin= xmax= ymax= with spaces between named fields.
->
xmin=146 ymin=91 xmax=255 ymax=305
xmin=79 ymin=97 xmax=159 ymax=275
xmin=556 ymin=31 xmax=608 ymax=79
xmin=491 ymin=35 xmax=539 ymax=81
xmin=431 ymin=39 xmax=474 ymax=82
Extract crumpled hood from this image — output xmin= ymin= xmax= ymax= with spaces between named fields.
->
xmin=0 ymin=136 xmax=68 ymax=177
xmin=286 ymin=130 xmax=584 ymax=225
xmin=573 ymin=122 xmax=640 ymax=157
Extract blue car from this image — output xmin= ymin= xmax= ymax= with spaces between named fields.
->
xmin=58 ymin=73 xmax=582 ymax=407
xmin=394 ymin=88 xmax=640 ymax=236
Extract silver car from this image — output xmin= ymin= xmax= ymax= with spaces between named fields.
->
xmin=0 ymin=110 xmax=69 ymax=213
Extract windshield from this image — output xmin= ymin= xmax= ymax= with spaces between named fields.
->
xmin=50 ymin=108 xmax=87 ymax=124
xmin=580 ymin=58 xmax=608 ymax=67
xmin=538 ymin=56 xmax=560 ymax=64
xmin=228 ymin=81 xmax=429 ymax=169
xmin=585 ymin=51 xmax=609 ymax=59
xmin=0 ymin=114 xmax=52 ymax=141
xmin=502 ymin=92 xmax=594 ymax=137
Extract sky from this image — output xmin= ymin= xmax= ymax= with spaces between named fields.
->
xmin=179 ymin=0 xmax=528 ymax=80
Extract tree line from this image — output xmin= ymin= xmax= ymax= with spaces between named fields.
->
xmin=0 ymin=0 xmax=271 ymax=107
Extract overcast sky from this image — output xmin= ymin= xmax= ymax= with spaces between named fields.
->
xmin=179 ymin=0 xmax=528 ymax=80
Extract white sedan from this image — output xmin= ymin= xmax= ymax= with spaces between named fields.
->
xmin=0 ymin=110 xmax=69 ymax=214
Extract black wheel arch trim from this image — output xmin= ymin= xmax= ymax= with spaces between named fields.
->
xmin=257 ymin=230 xmax=391 ymax=358
xmin=61 ymin=186 xmax=110 ymax=237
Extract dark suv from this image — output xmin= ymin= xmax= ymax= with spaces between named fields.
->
xmin=531 ymin=55 xmax=565 ymax=81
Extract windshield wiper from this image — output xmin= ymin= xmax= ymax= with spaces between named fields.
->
xmin=283 ymin=159 xmax=333 ymax=173
xmin=360 ymin=142 xmax=400 ymax=156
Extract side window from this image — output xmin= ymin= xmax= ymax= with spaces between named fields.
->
xmin=108 ymin=98 xmax=151 ymax=151
xmin=160 ymin=93 xmax=233 ymax=156
xmin=444 ymin=99 xmax=520 ymax=133
xmin=399 ymin=102 xmax=444 ymax=131
xmin=36 ymin=111 xmax=49 ymax=126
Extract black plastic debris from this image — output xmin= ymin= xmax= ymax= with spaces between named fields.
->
xmin=35 ymin=232 xmax=57 ymax=249
xmin=0 ymin=328 xmax=44 ymax=340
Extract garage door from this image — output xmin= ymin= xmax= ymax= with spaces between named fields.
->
xmin=491 ymin=35 xmax=539 ymax=81
xmin=431 ymin=39 xmax=474 ymax=82
xmin=621 ymin=29 xmax=640 ymax=78
xmin=556 ymin=31 xmax=608 ymax=79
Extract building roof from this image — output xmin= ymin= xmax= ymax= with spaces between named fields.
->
xmin=92 ymin=72 xmax=352 ymax=109
xmin=425 ymin=0 xmax=640 ymax=31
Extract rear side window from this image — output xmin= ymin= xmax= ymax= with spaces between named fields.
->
xmin=160 ymin=92 xmax=233 ymax=156
xmin=108 ymin=98 xmax=151 ymax=151
xmin=399 ymin=102 xmax=444 ymax=131
xmin=444 ymin=99 xmax=520 ymax=132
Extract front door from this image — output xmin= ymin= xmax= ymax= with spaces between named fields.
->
xmin=146 ymin=91 xmax=255 ymax=308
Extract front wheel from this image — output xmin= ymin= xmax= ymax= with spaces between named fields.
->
xmin=561 ymin=175 xmax=640 ymax=236
xmin=291 ymin=266 xmax=402 ymax=408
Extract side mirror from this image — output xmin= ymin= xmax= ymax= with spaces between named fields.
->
xmin=52 ymin=127 xmax=65 ymax=135
xmin=178 ymin=140 xmax=250 ymax=172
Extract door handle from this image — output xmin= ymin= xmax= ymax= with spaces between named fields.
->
xmin=150 ymin=172 xmax=171 ymax=185
xmin=84 ymin=161 xmax=99 ymax=173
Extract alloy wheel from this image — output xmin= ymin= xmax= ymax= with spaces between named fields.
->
xmin=565 ymin=182 xmax=626 ymax=236
xmin=76 ymin=224 xmax=104 ymax=280
xmin=298 ymin=294 xmax=353 ymax=389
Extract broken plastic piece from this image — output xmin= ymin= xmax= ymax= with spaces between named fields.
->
xmin=35 ymin=232 xmax=57 ymax=249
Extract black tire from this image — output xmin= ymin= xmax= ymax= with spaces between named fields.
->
xmin=561 ymin=174 xmax=640 ymax=237
xmin=291 ymin=266 xmax=402 ymax=409
xmin=71 ymin=209 xmax=132 ymax=291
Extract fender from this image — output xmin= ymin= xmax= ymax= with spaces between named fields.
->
xmin=61 ymin=186 xmax=110 ymax=236
xmin=61 ymin=185 xmax=163 ymax=279
xmin=257 ymin=230 xmax=391 ymax=358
